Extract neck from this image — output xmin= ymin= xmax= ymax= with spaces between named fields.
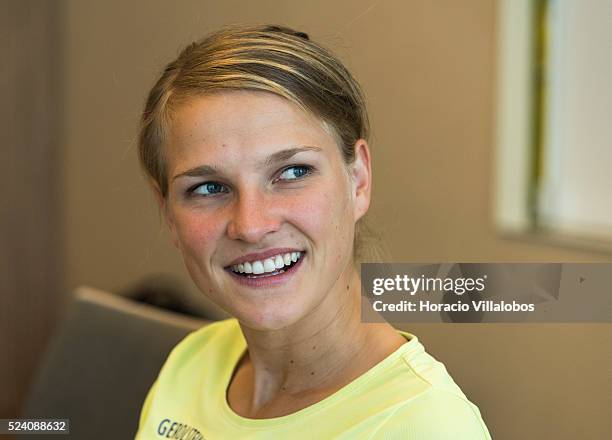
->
xmin=235 ymin=266 xmax=405 ymax=413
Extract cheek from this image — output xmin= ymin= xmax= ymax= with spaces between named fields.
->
xmin=172 ymin=209 xmax=224 ymax=257
xmin=285 ymin=176 xmax=354 ymax=250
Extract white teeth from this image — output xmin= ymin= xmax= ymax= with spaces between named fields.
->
xmin=252 ymin=261 xmax=265 ymax=274
xmin=263 ymin=258 xmax=276 ymax=273
xmin=230 ymin=251 xmax=303 ymax=275
xmin=274 ymin=255 xmax=284 ymax=269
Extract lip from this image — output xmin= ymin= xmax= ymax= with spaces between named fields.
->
xmin=225 ymin=247 xmax=304 ymax=267
xmin=226 ymin=253 xmax=305 ymax=288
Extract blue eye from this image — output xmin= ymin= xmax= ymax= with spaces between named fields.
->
xmin=278 ymin=165 xmax=312 ymax=181
xmin=190 ymin=182 xmax=227 ymax=196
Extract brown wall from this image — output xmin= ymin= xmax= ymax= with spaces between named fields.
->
xmin=1 ymin=0 xmax=62 ymax=418
xmin=7 ymin=0 xmax=611 ymax=437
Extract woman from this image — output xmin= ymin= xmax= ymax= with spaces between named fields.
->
xmin=135 ymin=24 xmax=491 ymax=439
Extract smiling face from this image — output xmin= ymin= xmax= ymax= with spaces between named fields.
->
xmin=159 ymin=91 xmax=371 ymax=331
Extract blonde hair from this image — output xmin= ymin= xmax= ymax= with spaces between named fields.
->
xmin=138 ymin=24 xmax=370 ymax=197
xmin=138 ymin=24 xmax=382 ymax=262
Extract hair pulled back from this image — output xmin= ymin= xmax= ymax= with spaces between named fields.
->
xmin=137 ymin=24 xmax=370 ymax=198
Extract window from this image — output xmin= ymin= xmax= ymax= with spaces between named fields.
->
xmin=495 ymin=0 xmax=612 ymax=250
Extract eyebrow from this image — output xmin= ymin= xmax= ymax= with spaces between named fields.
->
xmin=171 ymin=145 xmax=322 ymax=182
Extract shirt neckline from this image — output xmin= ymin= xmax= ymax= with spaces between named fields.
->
xmin=218 ymin=324 xmax=419 ymax=429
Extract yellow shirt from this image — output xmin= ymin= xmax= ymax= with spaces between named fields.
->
xmin=135 ymin=319 xmax=491 ymax=439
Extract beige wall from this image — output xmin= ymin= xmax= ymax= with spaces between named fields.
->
xmin=60 ymin=0 xmax=611 ymax=438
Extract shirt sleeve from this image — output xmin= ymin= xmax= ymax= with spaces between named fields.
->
xmin=134 ymin=379 xmax=158 ymax=439
xmin=370 ymin=389 xmax=492 ymax=440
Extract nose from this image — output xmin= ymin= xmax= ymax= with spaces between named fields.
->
xmin=226 ymin=189 xmax=282 ymax=243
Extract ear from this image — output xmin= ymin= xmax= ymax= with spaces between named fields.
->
xmin=151 ymin=181 xmax=180 ymax=249
xmin=350 ymin=139 xmax=372 ymax=222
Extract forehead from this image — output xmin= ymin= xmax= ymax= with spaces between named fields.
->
xmin=166 ymin=91 xmax=340 ymax=173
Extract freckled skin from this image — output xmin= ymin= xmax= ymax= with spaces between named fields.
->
xmin=160 ymin=91 xmax=370 ymax=332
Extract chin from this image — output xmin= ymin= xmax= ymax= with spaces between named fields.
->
xmin=233 ymin=297 xmax=309 ymax=332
